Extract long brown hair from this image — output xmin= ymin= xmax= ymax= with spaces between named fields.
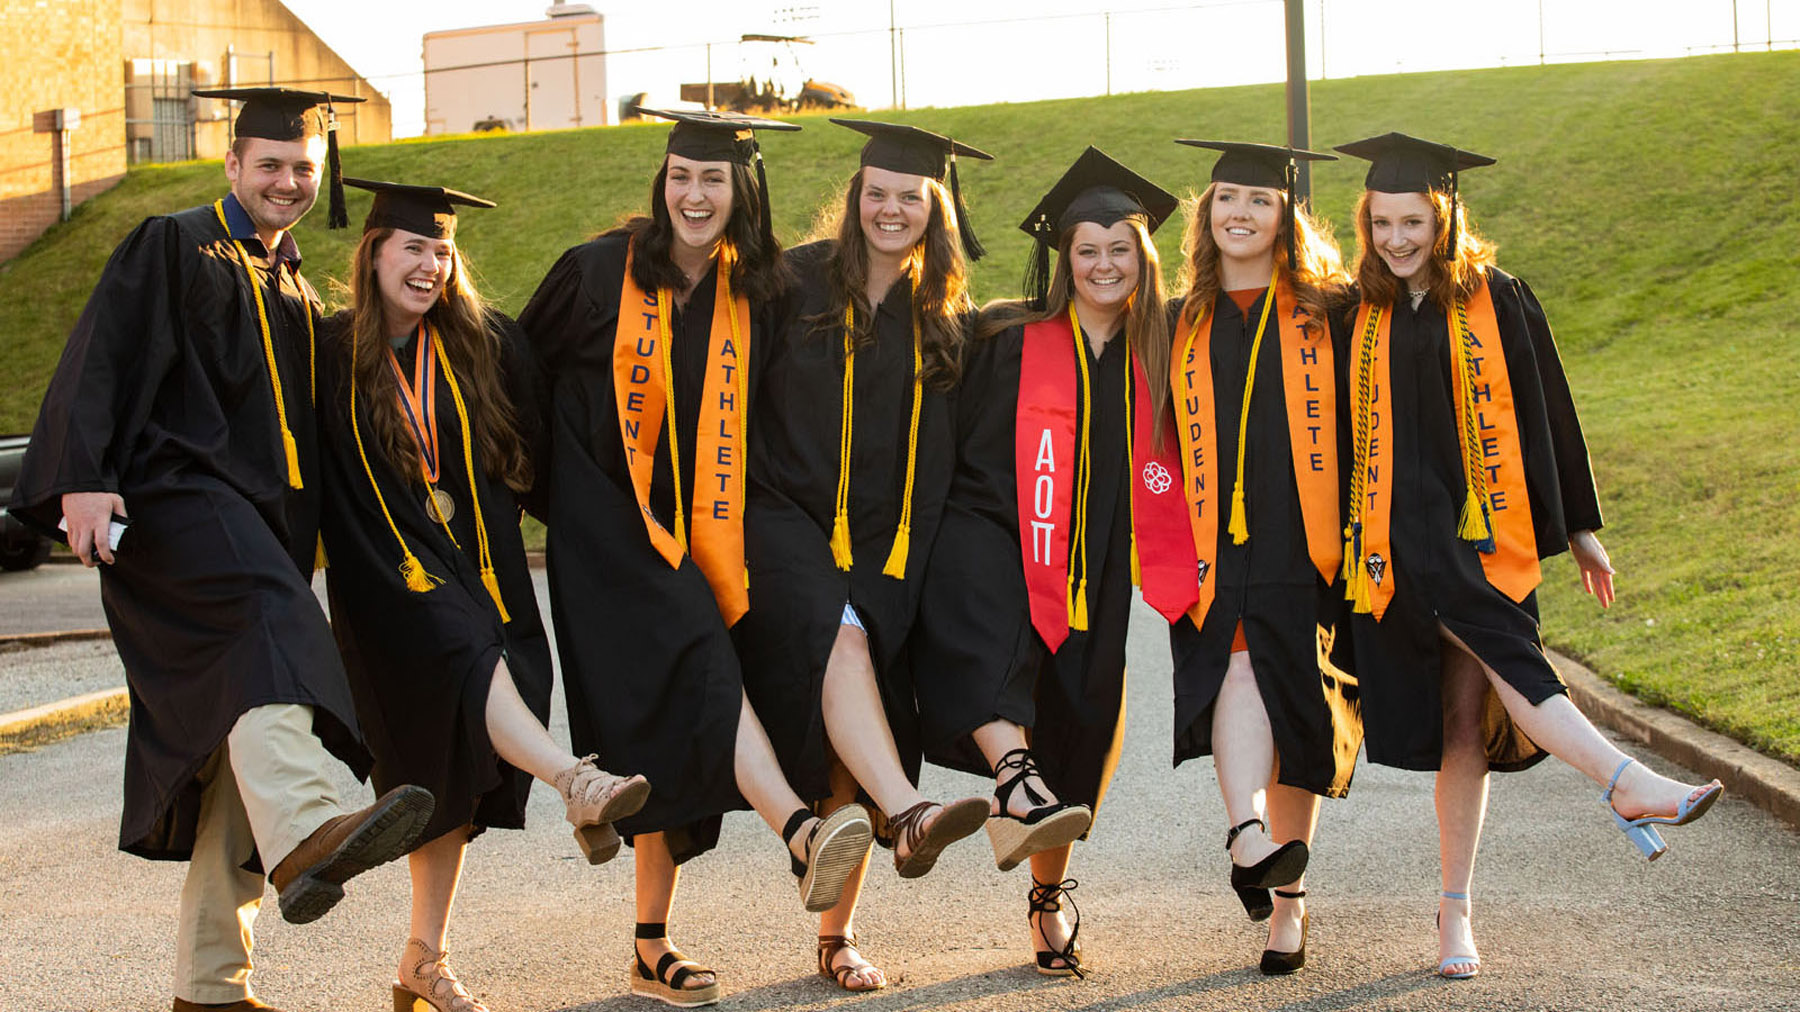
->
xmin=341 ymin=228 xmax=532 ymax=494
xmin=806 ymin=168 xmax=972 ymax=389
xmin=607 ymin=154 xmax=787 ymax=305
xmin=1177 ymin=181 xmax=1349 ymax=330
xmin=978 ymin=219 xmax=1172 ymax=439
xmin=1352 ymin=187 xmax=1497 ymax=309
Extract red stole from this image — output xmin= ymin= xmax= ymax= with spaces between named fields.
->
xmin=1015 ymin=315 xmax=1196 ymax=653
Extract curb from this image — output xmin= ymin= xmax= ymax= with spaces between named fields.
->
xmin=1551 ymin=651 xmax=1800 ymax=832
xmin=0 ymin=686 xmax=129 ymax=747
xmin=0 ymin=628 xmax=113 ymax=651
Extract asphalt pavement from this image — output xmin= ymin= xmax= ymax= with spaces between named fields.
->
xmin=1 ymin=570 xmax=1798 ymax=1010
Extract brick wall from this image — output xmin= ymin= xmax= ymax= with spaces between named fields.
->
xmin=0 ymin=0 xmax=128 ymax=263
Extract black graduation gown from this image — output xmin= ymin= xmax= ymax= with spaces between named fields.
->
xmin=733 ymin=240 xmax=957 ymax=803
xmin=6 ymin=201 xmax=364 ymax=861
xmin=1345 ymin=269 xmax=1603 ymax=772
xmin=1167 ymin=291 xmax=1362 ymax=798
xmin=908 ymin=322 xmax=1134 ymax=815
xmin=317 ymin=312 xmax=553 ymax=847
xmin=518 ymin=233 xmax=768 ymax=864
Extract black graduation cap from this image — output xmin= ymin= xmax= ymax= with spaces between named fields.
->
xmin=635 ymin=107 xmax=800 ymax=253
xmin=193 ymin=86 xmax=368 ymax=230
xmin=1017 ymin=146 xmax=1177 ymax=310
xmin=1334 ymin=132 xmax=1495 ymax=260
xmin=830 ymin=118 xmax=995 ymax=261
xmin=1176 ymin=139 xmax=1336 ymax=270
xmin=342 ymin=178 xmax=494 ymax=239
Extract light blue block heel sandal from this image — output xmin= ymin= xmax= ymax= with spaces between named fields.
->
xmin=1603 ymin=757 xmax=1724 ymax=861
xmin=1435 ymin=890 xmax=1480 ymax=979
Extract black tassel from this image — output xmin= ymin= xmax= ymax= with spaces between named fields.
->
xmin=754 ymin=145 xmax=776 ymax=255
xmin=948 ymin=152 xmax=985 ymax=263
xmin=1444 ymin=163 xmax=1459 ymax=262
xmin=326 ymin=106 xmax=348 ymax=231
xmin=1284 ymin=160 xmax=1298 ymax=274
xmin=1024 ymin=220 xmax=1053 ymax=312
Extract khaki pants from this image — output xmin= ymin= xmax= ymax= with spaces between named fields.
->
xmin=172 ymin=704 xmax=345 ymax=1004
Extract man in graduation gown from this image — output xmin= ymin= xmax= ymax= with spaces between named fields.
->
xmin=7 ymin=88 xmax=434 ymax=1012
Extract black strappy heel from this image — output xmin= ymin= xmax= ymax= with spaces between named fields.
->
xmin=1259 ymin=888 xmax=1309 ymax=975
xmin=1225 ymin=818 xmax=1309 ymax=922
xmin=1028 ymin=877 xmax=1086 ymax=978
xmin=986 ymin=748 xmax=1092 ymax=871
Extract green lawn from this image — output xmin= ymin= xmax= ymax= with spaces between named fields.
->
xmin=3 ymin=52 xmax=1796 ymax=763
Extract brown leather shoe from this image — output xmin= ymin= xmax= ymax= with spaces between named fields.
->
xmin=268 ymin=784 xmax=434 ymax=925
xmin=171 ymin=998 xmax=279 ymax=1011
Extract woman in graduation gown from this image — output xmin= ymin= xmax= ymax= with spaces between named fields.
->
xmin=1162 ymin=140 xmax=1362 ymax=975
xmin=731 ymin=119 xmax=996 ymax=992
xmin=518 ymin=109 xmax=873 ymax=1008
xmin=318 ymin=178 xmax=654 ymax=1012
xmin=909 ymin=146 xmax=1200 ymax=978
xmin=1331 ymin=132 xmax=1723 ymax=980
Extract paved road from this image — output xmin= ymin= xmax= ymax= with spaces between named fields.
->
xmin=0 ymin=563 xmax=108 ymax=636
xmin=1 ymin=586 xmax=1797 ymax=1010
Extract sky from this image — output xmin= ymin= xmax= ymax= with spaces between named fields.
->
xmin=282 ymin=0 xmax=1798 ymax=138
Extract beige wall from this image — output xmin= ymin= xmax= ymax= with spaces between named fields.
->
xmin=0 ymin=0 xmax=390 ymax=262
xmin=122 ymin=0 xmax=391 ymax=157
xmin=0 ymin=0 xmax=128 ymax=262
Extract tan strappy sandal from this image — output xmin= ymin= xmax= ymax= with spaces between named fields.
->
xmin=552 ymin=754 xmax=650 ymax=864
xmin=393 ymin=938 xmax=490 ymax=1012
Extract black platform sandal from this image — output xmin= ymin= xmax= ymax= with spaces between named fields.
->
xmin=986 ymin=749 xmax=1093 ymax=872
xmin=1027 ymin=877 xmax=1086 ymax=979
xmin=627 ymin=922 xmax=720 ymax=1008
xmin=781 ymin=806 xmax=872 ymax=913
xmin=1259 ymin=888 xmax=1309 ymax=975
xmin=1225 ymin=818 xmax=1309 ymax=922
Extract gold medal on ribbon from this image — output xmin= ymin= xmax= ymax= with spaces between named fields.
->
xmin=426 ymin=487 xmax=456 ymax=524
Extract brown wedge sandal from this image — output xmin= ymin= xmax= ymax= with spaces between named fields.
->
xmin=889 ymin=797 xmax=988 ymax=879
xmin=553 ymin=755 xmax=650 ymax=864
xmin=818 ymin=933 xmax=888 ymax=992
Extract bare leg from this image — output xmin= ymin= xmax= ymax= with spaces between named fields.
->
xmin=1436 ymin=644 xmax=1489 ymax=976
xmin=816 ymin=758 xmax=884 ymax=990
xmin=1265 ymin=781 xmax=1320 ymax=954
xmin=1028 ymin=843 xmax=1078 ymax=967
xmin=633 ymin=833 xmax=715 ymax=992
xmin=1438 ymin=626 xmax=1714 ymax=818
xmin=405 ymin=826 xmax=469 ymax=954
xmin=1212 ymin=651 xmax=1279 ymax=866
xmin=731 ymin=692 xmax=820 ymax=864
xmin=820 ymin=625 xmax=928 ymax=817
xmin=483 ymin=658 xmax=578 ymax=784
xmin=972 ymin=719 xmax=1062 ymax=816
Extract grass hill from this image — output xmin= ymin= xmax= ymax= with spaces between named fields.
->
xmin=2 ymin=51 xmax=1796 ymax=762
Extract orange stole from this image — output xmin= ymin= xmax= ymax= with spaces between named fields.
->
xmin=1173 ymin=284 xmax=1341 ymax=628
xmin=1456 ymin=278 xmax=1539 ymax=601
xmin=613 ymin=245 xmax=751 ymax=624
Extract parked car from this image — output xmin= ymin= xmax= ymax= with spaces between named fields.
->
xmin=0 ymin=434 xmax=55 ymax=571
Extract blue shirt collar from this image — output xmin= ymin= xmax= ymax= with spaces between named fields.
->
xmin=221 ymin=192 xmax=303 ymax=269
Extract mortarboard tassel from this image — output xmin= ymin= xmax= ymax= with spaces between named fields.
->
xmin=326 ymin=105 xmax=348 ymax=230
xmin=948 ymin=152 xmax=986 ymax=262
xmin=754 ymin=146 xmax=776 ymax=255
xmin=1284 ymin=161 xmax=1298 ymax=273
xmin=1443 ymin=162 xmax=1459 ymax=262
xmin=1025 ymin=222 xmax=1053 ymax=312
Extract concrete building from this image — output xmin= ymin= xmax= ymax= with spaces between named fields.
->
xmin=1 ymin=0 xmax=390 ymax=262
xmin=422 ymin=2 xmax=608 ymax=136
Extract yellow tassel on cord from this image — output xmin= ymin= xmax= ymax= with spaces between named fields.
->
xmin=281 ymin=430 xmax=302 ymax=488
xmin=314 ymin=535 xmax=328 ymax=572
xmin=482 ymin=567 xmax=512 ymax=623
xmin=1458 ymin=488 xmax=1488 ymax=541
xmin=1071 ymin=579 xmax=1090 ymax=631
xmin=1346 ymin=559 xmax=1371 ymax=614
xmin=400 ymin=552 xmax=441 ymax=593
xmin=1228 ymin=484 xmax=1249 ymax=544
xmin=830 ymin=513 xmax=854 ymax=570
xmin=881 ymin=524 xmax=910 ymax=578
xmin=1340 ymin=527 xmax=1357 ymax=583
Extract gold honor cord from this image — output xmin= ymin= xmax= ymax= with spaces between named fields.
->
xmin=349 ymin=323 xmax=442 ymax=594
xmin=829 ymin=301 xmax=926 ymax=577
xmin=831 ymin=305 xmax=857 ymax=569
xmin=1450 ymin=297 xmax=1493 ymax=546
xmin=1342 ymin=305 xmax=1383 ymax=613
xmin=430 ymin=324 xmax=511 ymax=622
xmin=881 ymin=307 xmax=925 ymax=578
xmin=1123 ymin=337 xmax=1141 ymax=588
xmin=1066 ymin=303 xmax=1094 ymax=631
xmin=1226 ymin=265 xmax=1281 ymax=544
xmin=212 ymin=200 xmax=313 ymax=489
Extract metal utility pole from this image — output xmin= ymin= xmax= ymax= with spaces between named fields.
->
xmin=1283 ymin=0 xmax=1312 ymax=200
xmin=890 ymin=0 xmax=899 ymax=109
